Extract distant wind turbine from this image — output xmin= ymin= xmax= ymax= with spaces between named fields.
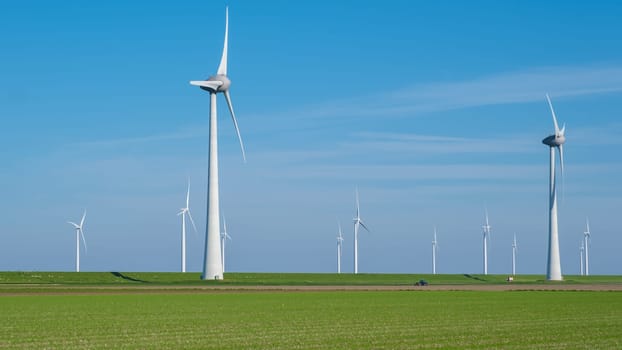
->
xmin=481 ymin=210 xmax=491 ymax=275
xmin=542 ymin=94 xmax=566 ymax=281
xmin=337 ymin=222 xmax=344 ymax=274
xmin=580 ymin=240 xmax=585 ymax=276
xmin=583 ymin=218 xmax=591 ymax=276
xmin=220 ymin=216 xmax=232 ymax=273
xmin=190 ymin=7 xmax=246 ymax=280
xmin=512 ymin=233 xmax=517 ymax=276
xmin=432 ymin=227 xmax=438 ymax=275
xmin=67 ymin=210 xmax=87 ymax=272
xmin=353 ymin=188 xmax=370 ymax=274
xmin=178 ymin=181 xmax=198 ymax=273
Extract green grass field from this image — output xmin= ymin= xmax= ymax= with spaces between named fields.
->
xmin=2 ymin=271 xmax=622 ymax=286
xmin=1 ymin=272 xmax=621 ymax=348
xmin=1 ymin=290 xmax=621 ymax=349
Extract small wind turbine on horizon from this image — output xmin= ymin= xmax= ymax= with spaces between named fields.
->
xmin=580 ymin=240 xmax=585 ymax=276
xmin=512 ymin=233 xmax=517 ymax=276
xmin=67 ymin=210 xmax=87 ymax=272
xmin=178 ymin=181 xmax=198 ymax=273
xmin=542 ymin=93 xmax=566 ymax=281
xmin=481 ymin=210 xmax=491 ymax=275
xmin=583 ymin=218 xmax=591 ymax=276
xmin=432 ymin=227 xmax=438 ymax=275
xmin=190 ymin=7 xmax=246 ymax=280
xmin=353 ymin=188 xmax=370 ymax=274
xmin=336 ymin=222 xmax=344 ymax=274
xmin=220 ymin=216 xmax=232 ymax=273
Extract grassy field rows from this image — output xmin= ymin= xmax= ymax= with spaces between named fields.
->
xmin=1 ymin=291 xmax=621 ymax=349
xmin=2 ymin=271 xmax=622 ymax=286
xmin=1 ymin=272 xmax=620 ymax=348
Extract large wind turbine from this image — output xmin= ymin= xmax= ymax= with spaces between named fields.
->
xmin=542 ymin=94 xmax=566 ymax=281
xmin=481 ymin=210 xmax=491 ymax=275
xmin=178 ymin=181 xmax=198 ymax=273
xmin=583 ymin=218 xmax=591 ymax=276
xmin=67 ymin=211 xmax=87 ymax=272
xmin=511 ymin=233 xmax=517 ymax=276
xmin=220 ymin=216 xmax=232 ymax=273
xmin=432 ymin=227 xmax=438 ymax=275
xmin=353 ymin=188 xmax=370 ymax=274
xmin=337 ymin=222 xmax=344 ymax=274
xmin=190 ymin=7 xmax=246 ymax=280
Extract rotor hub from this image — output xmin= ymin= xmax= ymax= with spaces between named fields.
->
xmin=542 ymin=134 xmax=565 ymax=147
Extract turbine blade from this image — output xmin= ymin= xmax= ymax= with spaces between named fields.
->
xmin=545 ymin=93 xmax=561 ymax=135
xmin=186 ymin=181 xmax=191 ymax=208
xmin=359 ymin=220 xmax=370 ymax=232
xmin=558 ymin=145 xmax=565 ymax=201
xmin=79 ymin=228 xmax=87 ymax=254
xmin=67 ymin=221 xmax=79 ymax=228
xmin=355 ymin=187 xmax=360 ymax=218
xmin=190 ymin=80 xmax=222 ymax=89
xmin=187 ymin=209 xmax=199 ymax=234
xmin=80 ymin=210 xmax=86 ymax=228
xmin=217 ymin=7 xmax=229 ymax=75
xmin=224 ymin=91 xmax=246 ymax=162
xmin=558 ymin=145 xmax=565 ymax=176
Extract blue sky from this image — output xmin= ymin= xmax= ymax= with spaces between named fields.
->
xmin=1 ymin=1 xmax=621 ymax=275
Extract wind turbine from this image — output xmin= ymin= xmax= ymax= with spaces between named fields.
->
xmin=583 ymin=218 xmax=591 ymax=276
xmin=67 ymin=210 xmax=87 ymax=272
xmin=190 ymin=7 xmax=246 ymax=280
xmin=511 ymin=233 xmax=517 ymax=276
xmin=580 ymin=240 xmax=585 ymax=276
xmin=220 ymin=216 xmax=232 ymax=273
xmin=353 ymin=188 xmax=370 ymax=274
xmin=337 ymin=222 xmax=344 ymax=274
xmin=481 ymin=210 xmax=491 ymax=275
xmin=178 ymin=181 xmax=198 ymax=273
xmin=432 ymin=226 xmax=438 ymax=275
xmin=542 ymin=93 xmax=566 ymax=281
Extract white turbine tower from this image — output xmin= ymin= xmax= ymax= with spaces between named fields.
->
xmin=432 ymin=227 xmax=438 ymax=275
xmin=337 ymin=222 xmax=344 ymax=274
xmin=67 ymin=210 xmax=87 ymax=272
xmin=580 ymin=240 xmax=585 ymax=276
xmin=178 ymin=181 xmax=198 ymax=273
xmin=220 ymin=216 xmax=232 ymax=273
xmin=512 ymin=233 xmax=517 ymax=276
xmin=481 ymin=210 xmax=491 ymax=275
xmin=542 ymin=94 xmax=566 ymax=281
xmin=583 ymin=218 xmax=591 ymax=276
xmin=353 ymin=188 xmax=370 ymax=274
xmin=190 ymin=7 xmax=246 ymax=280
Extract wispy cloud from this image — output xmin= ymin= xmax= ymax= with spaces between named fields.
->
xmin=288 ymin=64 xmax=622 ymax=120
xmin=344 ymin=131 xmax=539 ymax=154
xmin=70 ymin=125 xmax=208 ymax=148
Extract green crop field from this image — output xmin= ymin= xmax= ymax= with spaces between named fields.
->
xmin=2 ymin=271 xmax=622 ymax=286
xmin=1 ymin=272 xmax=621 ymax=348
xmin=1 ymin=290 xmax=621 ymax=349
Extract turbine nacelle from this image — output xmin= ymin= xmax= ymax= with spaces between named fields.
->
xmin=542 ymin=134 xmax=566 ymax=147
xmin=194 ymin=74 xmax=231 ymax=93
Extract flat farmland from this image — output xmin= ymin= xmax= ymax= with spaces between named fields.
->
xmin=1 ymin=290 xmax=621 ymax=349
